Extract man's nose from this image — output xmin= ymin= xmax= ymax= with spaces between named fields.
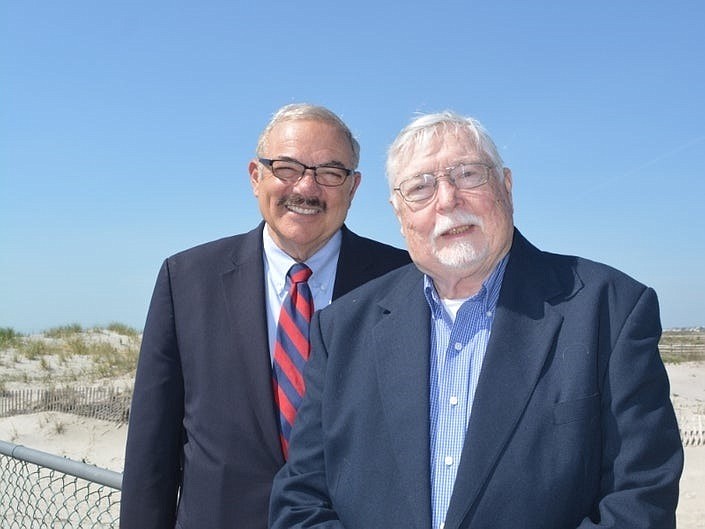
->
xmin=294 ymin=168 xmax=320 ymax=191
xmin=434 ymin=177 xmax=460 ymax=211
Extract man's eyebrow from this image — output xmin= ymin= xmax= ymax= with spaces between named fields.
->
xmin=274 ymin=156 xmax=348 ymax=168
xmin=412 ymin=159 xmax=486 ymax=174
xmin=317 ymin=160 xmax=347 ymax=168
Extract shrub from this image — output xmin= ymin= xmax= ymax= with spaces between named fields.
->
xmin=0 ymin=327 xmax=22 ymax=349
xmin=45 ymin=323 xmax=83 ymax=339
xmin=91 ymin=342 xmax=139 ymax=377
xmin=105 ymin=322 xmax=140 ymax=338
xmin=66 ymin=337 xmax=89 ymax=356
xmin=19 ymin=339 xmax=50 ymax=360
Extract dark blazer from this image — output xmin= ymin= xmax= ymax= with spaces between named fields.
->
xmin=270 ymin=229 xmax=683 ymax=529
xmin=119 ymin=223 xmax=410 ymax=529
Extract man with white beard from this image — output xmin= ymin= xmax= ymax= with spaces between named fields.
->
xmin=269 ymin=111 xmax=683 ymax=529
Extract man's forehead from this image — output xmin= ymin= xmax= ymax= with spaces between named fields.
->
xmin=398 ymin=133 xmax=481 ymax=175
xmin=268 ymin=121 xmax=352 ymax=156
xmin=277 ymin=119 xmax=346 ymax=141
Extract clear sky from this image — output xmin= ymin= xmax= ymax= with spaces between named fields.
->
xmin=1 ymin=0 xmax=703 ymax=333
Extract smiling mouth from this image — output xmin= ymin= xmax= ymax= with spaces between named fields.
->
xmin=442 ymin=225 xmax=472 ymax=236
xmin=287 ymin=203 xmax=321 ymax=215
xmin=280 ymin=196 xmax=326 ymax=215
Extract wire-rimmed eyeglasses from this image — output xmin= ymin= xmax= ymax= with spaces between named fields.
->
xmin=259 ymin=158 xmax=355 ymax=187
xmin=393 ymin=162 xmax=493 ymax=203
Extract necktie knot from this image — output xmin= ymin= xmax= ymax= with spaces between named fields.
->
xmin=288 ymin=263 xmax=312 ymax=284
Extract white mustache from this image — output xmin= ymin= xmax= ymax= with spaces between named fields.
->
xmin=432 ymin=213 xmax=483 ymax=239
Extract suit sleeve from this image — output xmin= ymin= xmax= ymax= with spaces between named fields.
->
xmin=269 ymin=311 xmax=345 ymax=529
xmin=577 ymin=287 xmax=683 ymax=528
xmin=120 ymin=260 xmax=185 ymax=529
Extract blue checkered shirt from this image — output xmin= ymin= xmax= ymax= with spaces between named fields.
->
xmin=425 ymin=255 xmax=508 ymax=529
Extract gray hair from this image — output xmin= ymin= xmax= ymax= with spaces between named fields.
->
xmin=386 ymin=111 xmax=504 ymax=191
xmin=256 ymin=103 xmax=360 ymax=168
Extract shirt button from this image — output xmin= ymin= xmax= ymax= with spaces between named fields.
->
xmin=440 ymin=523 xmax=445 ymax=529
xmin=454 ymin=342 xmax=463 ymax=351
xmin=444 ymin=455 xmax=453 ymax=466
xmin=449 ymin=396 xmax=458 ymax=406
xmin=486 ymin=310 xmax=493 ymax=317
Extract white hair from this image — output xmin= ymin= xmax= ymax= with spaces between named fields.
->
xmin=256 ymin=103 xmax=360 ymax=168
xmin=386 ymin=111 xmax=504 ymax=192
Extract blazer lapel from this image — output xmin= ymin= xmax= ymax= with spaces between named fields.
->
xmin=221 ymin=223 xmax=283 ymax=464
xmin=372 ymin=267 xmax=433 ymax=529
xmin=444 ymin=231 xmax=579 ymax=529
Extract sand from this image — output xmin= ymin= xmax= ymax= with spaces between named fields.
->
xmin=0 ymin=412 xmax=127 ymax=471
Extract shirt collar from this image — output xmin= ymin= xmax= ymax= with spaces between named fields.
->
xmin=423 ymin=253 xmax=509 ymax=319
xmin=262 ymin=225 xmax=342 ymax=296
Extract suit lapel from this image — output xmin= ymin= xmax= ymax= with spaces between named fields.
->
xmin=444 ymin=231 xmax=579 ymax=529
xmin=373 ymin=267 xmax=433 ymax=529
xmin=221 ymin=223 xmax=284 ymax=464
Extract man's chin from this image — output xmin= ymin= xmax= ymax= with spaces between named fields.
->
xmin=435 ymin=243 xmax=484 ymax=269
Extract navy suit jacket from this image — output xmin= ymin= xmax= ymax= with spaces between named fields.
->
xmin=119 ymin=223 xmax=410 ymax=529
xmin=270 ymin=229 xmax=683 ymax=529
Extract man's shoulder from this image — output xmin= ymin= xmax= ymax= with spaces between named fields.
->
xmin=165 ymin=225 xmax=261 ymax=266
xmin=513 ymin=230 xmax=647 ymax=291
xmin=542 ymin=249 xmax=646 ymax=290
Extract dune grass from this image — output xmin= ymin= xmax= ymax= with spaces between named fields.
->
xmin=0 ymin=327 xmax=23 ymax=349
xmin=0 ymin=323 xmax=142 ymax=385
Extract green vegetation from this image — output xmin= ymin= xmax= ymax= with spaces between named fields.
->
xmin=105 ymin=322 xmax=140 ymax=338
xmin=0 ymin=327 xmax=22 ymax=349
xmin=45 ymin=323 xmax=83 ymax=339
xmin=53 ymin=420 xmax=66 ymax=435
xmin=0 ymin=323 xmax=142 ymax=384
xmin=19 ymin=339 xmax=63 ymax=360
xmin=66 ymin=336 xmax=90 ymax=356
xmin=90 ymin=342 xmax=140 ymax=378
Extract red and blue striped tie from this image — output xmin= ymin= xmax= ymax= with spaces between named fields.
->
xmin=273 ymin=263 xmax=314 ymax=459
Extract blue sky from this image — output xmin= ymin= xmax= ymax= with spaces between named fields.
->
xmin=1 ymin=0 xmax=703 ymax=332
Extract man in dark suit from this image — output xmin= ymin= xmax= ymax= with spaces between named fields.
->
xmin=270 ymin=111 xmax=683 ymax=529
xmin=119 ymin=103 xmax=410 ymax=529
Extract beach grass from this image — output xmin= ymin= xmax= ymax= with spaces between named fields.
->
xmin=0 ymin=323 xmax=141 ymax=386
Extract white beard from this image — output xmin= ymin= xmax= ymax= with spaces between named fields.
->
xmin=430 ymin=212 xmax=487 ymax=268
xmin=434 ymin=240 xmax=488 ymax=269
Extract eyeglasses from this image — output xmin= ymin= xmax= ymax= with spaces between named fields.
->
xmin=394 ymin=162 xmax=493 ymax=203
xmin=258 ymin=158 xmax=355 ymax=187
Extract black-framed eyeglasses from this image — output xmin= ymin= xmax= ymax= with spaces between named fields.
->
xmin=258 ymin=158 xmax=355 ymax=187
xmin=393 ymin=162 xmax=494 ymax=203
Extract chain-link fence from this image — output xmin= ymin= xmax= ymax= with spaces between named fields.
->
xmin=0 ymin=440 xmax=121 ymax=528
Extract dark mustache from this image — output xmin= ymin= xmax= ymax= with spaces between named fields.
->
xmin=278 ymin=195 xmax=326 ymax=211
